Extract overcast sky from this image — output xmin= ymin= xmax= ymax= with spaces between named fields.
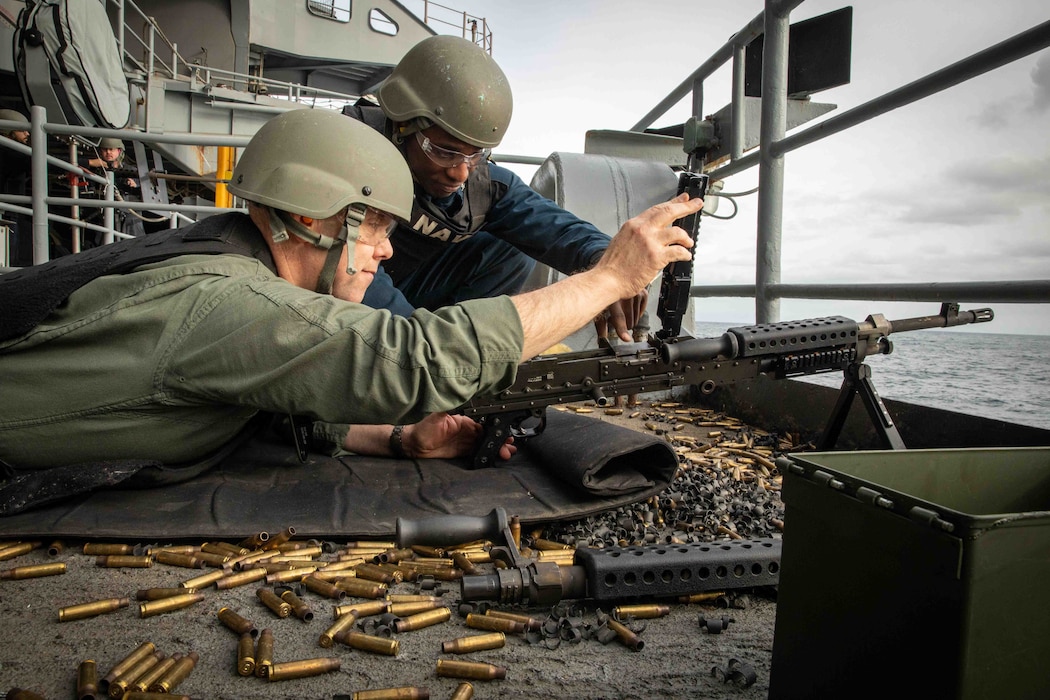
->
xmin=431 ymin=0 xmax=1049 ymax=335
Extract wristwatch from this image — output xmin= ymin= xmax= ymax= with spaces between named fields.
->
xmin=389 ymin=425 xmax=408 ymax=458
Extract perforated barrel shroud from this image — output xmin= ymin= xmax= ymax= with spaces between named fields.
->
xmin=575 ymin=538 xmax=781 ymax=600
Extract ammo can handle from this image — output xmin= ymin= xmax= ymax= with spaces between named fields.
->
xmin=396 ymin=507 xmax=509 ymax=547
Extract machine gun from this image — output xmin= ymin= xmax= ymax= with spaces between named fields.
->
xmin=461 ymin=300 xmax=994 ymax=468
xmin=396 ymin=507 xmax=781 ymax=607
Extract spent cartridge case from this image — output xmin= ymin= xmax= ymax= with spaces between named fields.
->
xmin=82 ymin=543 xmax=131 ymax=556
xmin=355 ymin=562 xmax=399 ymax=583
xmin=239 ymin=531 xmax=270 ymax=549
xmin=388 ymin=600 xmax=442 ymax=617
xmin=452 ymin=552 xmax=478 ymax=574
xmin=0 ymin=561 xmax=66 ymax=580
xmin=435 ymin=659 xmax=507 ymax=681
xmin=217 ymin=606 xmax=258 ymax=637
xmin=153 ymin=551 xmax=205 ymax=569
xmin=377 ymin=547 xmax=414 ymax=563
xmin=485 ymin=610 xmax=543 ymax=632
xmin=263 ymin=526 xmax=297 ymax=550
xmin=613 ymin=604 xmax=671 ymax=620
xmin=393 ymin=606 xmax=451 ymax=632
xmin=256 ymin=628 xmax=274 ymax=678
xmin=303 ymin=574 xmax=347 ymax=600
xmin=136 ymin=587 xmax=196 ymax=601
xmin=5 ymin=689 xmax=47 ymax=700
xmin=337 ymin=630 xmax=400 ymax=656
xmin=123 ymin=693 xmax=191 ymax=700
xmin=237 ymin=632 xmax=256 ymax=676
xmin=265 ymin=565 xmax=319 ymax=583
xmin=138 ymin=592 xmax=204 ymax=618
xmin=333 ymin=577 xmax=387 ymax=599
xmin=109 ymin=650 xmax=163 ymax=699
xmin=351 ymin=687 xmax=430 ymax=700
xmin=267 ymin=657 xmax=341 ymax=682
xmin=101 ymin=642 xmax=155 ymax=690
xmin=532 ymin=538 xmax=573 ymax=551
xmin=214 ymin=568 xmax=267 ymax=589
xmin=465 ymin=613 xmax=524 ymax=634
xmin=96 ymin=555 xmax=153 ymax=568
xmin=149 ymin=651 xmax=198 ymax=693
xmin=47 ymin=540 xmax=64 ymax=556
xmin=59 ymin=597 xmax=130 ymax=622
xmin=77 ymin=659 xmax=98 ymax=700
xmin=334 ymin=600 xmax=389 ymax=618
xmin=180 ymin=569 xmax=226 ymax=589
xmin=678 ymin=591 xmax=726 ymax=603
xmin=319 ymin=611 xmax=358 ymax=648
xmin=606 ymin=618 xmax=645 ymax=651
xmin=281 ymin=590 xmax=315 ymax=621
xmin=387 ymin=594 xmax=442 ymax=603
xmin=256 ymin=587 xmax=292 ymax=617
xmin=201 ymin=541 xmax=248 ymax=556
xmin=132 ymin=654 xmax=179 ymax=693
xmin=232 ymin=549 xmax=280 ymax=570
xmin=150 ymin=545 xmax=198 ymax=555
xmin=450 ymin=682 xmax=475 ymax=700
xmin=347 ymin=540 xmax=397 ymax=550
xmin=442 ymin=632 xmax=506 ymax=654
xmin=192 ymin=550 xmax=232 ymax=567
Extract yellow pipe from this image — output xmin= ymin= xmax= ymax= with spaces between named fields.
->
xmin=214 ymin=146 xmax=235 ymax=208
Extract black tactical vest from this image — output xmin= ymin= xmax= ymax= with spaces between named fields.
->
xmin=341 ymin=101 xmax=502 ymax=284
xmin=0 ymin=212 xmax=274 ymax=342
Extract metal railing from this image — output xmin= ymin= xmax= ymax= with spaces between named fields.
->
xmin=417 ymin=0 xmax=493 ymax=53
xmin=631 ymin=0 xmax=1050 ymax=323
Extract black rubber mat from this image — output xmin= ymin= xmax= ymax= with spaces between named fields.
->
xmin=0 ymin=411 xmax=676 ymax=540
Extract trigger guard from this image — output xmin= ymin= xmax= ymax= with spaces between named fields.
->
xmin=508 ymin=410 xmax=546 ymax=440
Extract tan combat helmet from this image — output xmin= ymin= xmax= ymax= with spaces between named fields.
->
xmin=228 ymin=108 xmax=413 ymax=292
xmin=0 ymin=108 xmax=28 ymax=139
xmin=377 ymin=35 xmax=513 ymax=149
xmin=98 ymin=137 xmax=124 ymax=149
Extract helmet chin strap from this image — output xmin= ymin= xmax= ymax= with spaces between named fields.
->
xmin=392 ymin=117 xmax=432 ymax=145
xmin=267 ymin=207 xmax=351 ymax=295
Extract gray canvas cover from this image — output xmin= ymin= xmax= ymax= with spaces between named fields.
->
xmin=14 ymin=0 xmax=130 ymax=128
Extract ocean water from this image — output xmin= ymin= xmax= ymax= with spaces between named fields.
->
xmin=691 ymin=321 xmax=1050 ymax=431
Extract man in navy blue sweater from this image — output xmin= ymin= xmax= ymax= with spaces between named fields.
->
xmin=345 ymin=35 xmax=646 ymax=343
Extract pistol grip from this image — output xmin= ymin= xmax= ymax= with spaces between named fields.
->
xmin=470 ymin=409 xmax=546 ymax=470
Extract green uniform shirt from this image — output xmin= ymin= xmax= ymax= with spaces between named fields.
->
xmin=0 ymin=253 xmax=523 ymax=469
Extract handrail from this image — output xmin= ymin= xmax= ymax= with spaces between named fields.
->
xmin=632 ymin=0 xmax=1050 ymax=322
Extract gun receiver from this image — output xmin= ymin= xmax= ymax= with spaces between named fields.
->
xmin=461 ymin=302 xmax=993 ymax=468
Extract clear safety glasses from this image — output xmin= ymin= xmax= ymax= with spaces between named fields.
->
xmin=415 ymin=132 xmax=491 ymax=169
xmin=345 ymin=205 xmax=397 ymax=246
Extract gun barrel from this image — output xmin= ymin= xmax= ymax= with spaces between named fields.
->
xmin=660 ymin=333 xmax=737 ymax=364
xmin=884 ymin=305 xmax=994 ymax=334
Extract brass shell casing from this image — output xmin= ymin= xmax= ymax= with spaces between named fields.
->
xmin=281 ymin=590 xmax=315 ymax=621
xmin=132 ymin=654 xmax=180 ymax=693
xmin=352 ymin=687 xmax=431 ymax=700
xmin=149 ymin=651 xmax=199 ymax=693
xmin=388 ymin=600 xmax=441 ymax=617
xmin=153 ymin=551 xmax=205 ymax=569
xmin=59 ymin=597 xmax=130 ymax=622
xmin=441 ymin=632 xmax=506 ymax=654
xmin=82 ymin=543 xmax=132 ymax=556
xmin=450 ymin=682 xmax=475 ymax=700
xmin=108 ymin=650 xmax=163 ymax=699
xmin=319 ymin=611 xmax=358 ymax=648
xmin=333 ymin=600 xmax=389 ymax=619
xmin=256 ymin=587 xmax=292 ymax=617
xmin=267 ymin=657 xmax=341 ymax=681
xmin=101 ymin=642 xmax=156 ymax=690
xmin=393 ymin=607 xmax=451 ymax=632
xmin=217 ymin=606 xmax=258 ymax=637
xmin=214 ymin=568 xmax=267 ymax=590
xmin=435 ymin=659 xmax=507 ymax=681
xmin=484 ymin=610 xmax=543 ymax=631
xmin=465 ymin=613 xmax=524 ymax=634
xmin=333 ymin=577 xmax=387 ymax=599
xmin=613 ymin=604 xmax=671 ymax=620
xmin=77 ymin=659 xmax=98 ymax=700
xmin=0 ymin=561 xmax=67 ymax=580
xmin=255 ymin=628 xmax=274 ymax=678
xmin=237 ymin=633 xmax=256 ymax=676
xmin=303 ymin=575 xmax=346 ymax=600
xmin=338 ymin=630 xmax=400 ymax=656
xmin=605 ymin=618 xmax=645 ymax=651
xmin=96 ymin=555 xmax=153 ymax=568
xmin=263 ymin=526 xmax=297 ymax=550
xmin=136 ymin=587 xmax=197 ymax=601
xmin=179 ymin=569 xmax=226 ymax=589
xmin=138 ymin=592 xmax=205 ymax=618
